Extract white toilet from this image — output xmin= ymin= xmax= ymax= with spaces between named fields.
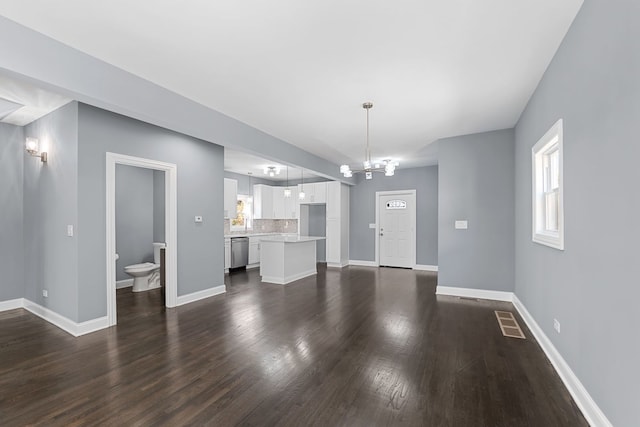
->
xmin=124 ymin=242 xmax=166 ymax=292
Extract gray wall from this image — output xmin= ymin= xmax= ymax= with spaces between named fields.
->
xmin=153 ymin=170 xmax=165 ymax=242
xmin=115 ymin=164 xmax=154 ymax=281
xmin=0 ymin=123 xmax=24 ymax=301
xmin=77 ymin=103 xmax=224 ymax=321
xmin=23 ymin=102 xmax=79 ymax=320
xmin=514 ymin=1 xmax=638 ymax=425
xmin=349 ymin=166 xmax=438 ymax=265
xmin=438 ymin=129 xmax=514 ymax=292
xmin=308 ymin=205 xmax=326 ymax=262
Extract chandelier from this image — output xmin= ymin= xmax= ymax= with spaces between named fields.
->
xmin=340 ymin=102 xmax=398 ymax=179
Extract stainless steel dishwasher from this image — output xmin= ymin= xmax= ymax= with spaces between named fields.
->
xmin=230 ymin=237 xmax=249 ymax=269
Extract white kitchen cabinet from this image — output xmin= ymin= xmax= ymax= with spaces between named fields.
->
xmin=313 ymin=182 xmax=327 ymax=203
xmin=326 ymin=181 xmax=341 ymax=218
xmin=224 ymin=238 xmax=231 ymax=271
xmin=272 ymin=186 xmax=286 ymax=219
xmin=298 ymin=182 xmax=327 ymax=204
xmin=325 ymin=183 xmax=350 ymax=268
xmin=253 ymin=184 xmax=273 ymax=219
xmin=284 ymin=186 xmax=299 ymax=219
xmin=248 ymin=236 xmax=261 ymax=266
xmin=326 ymin=218 xmax=340 ymax=262
xmin=224 ymin=178 xmax=238 ymax=219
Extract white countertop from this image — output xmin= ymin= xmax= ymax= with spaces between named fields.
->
xmin=259 ymin=235 xmax=326 ymax=243
xmin=224 ymin=232 xmax=296 ymax=238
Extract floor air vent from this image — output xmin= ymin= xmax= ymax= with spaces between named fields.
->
xmin=495 ymin=311 xmax=526 ymax=339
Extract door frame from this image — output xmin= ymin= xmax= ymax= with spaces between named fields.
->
xmin=106 ymin=152 xmax=178 ymax=327
xmin=375 ymin=189 xmax=417 ymax=268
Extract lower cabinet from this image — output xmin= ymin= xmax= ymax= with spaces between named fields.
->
xmin=248 ymin=237 xmax=261 ymax=266
xmin=224 ymin=238 xmax=231 ymax=271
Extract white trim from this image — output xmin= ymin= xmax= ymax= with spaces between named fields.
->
xmin=375 ymin=190 xmax=417 ymax=268
xmin=0 ymin=298 xmax=24 ymax=312
xmin=326 ymin=261 xmax=348 ymax=268
xmin=512 ymin=296 xmax=612 ymax=427
xmin=106 ymin=152 xmax=178 ymax=327
xmin=116 ymin=279 xmax=134 ymax=289
xmin=261 ymin=269 xmax=317 ymax=285
xmin=176 ymin=285 xmax=226 ymax=306
xmin=532 ymin=119 xmax=564 ymax=250
xmin=413 ymin=264 xmax=438 ymax=272
xmin=246 ymin=263 xmax=260 ymax=270
xmin=349 ymin=260 xmax=378 ymax=267
xmin=23 ymin=300 xmax=109 ymax=337
xmin=435 ymin=286 xmax=513 ymax=302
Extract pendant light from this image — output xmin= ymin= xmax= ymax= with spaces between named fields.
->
xmin=298 ymin=169 xmax=306 ymax=200
xmin=284 ymin=166 xmax=291 ymax=198
xmin=340 ymin=102 xmax=399 ymax=179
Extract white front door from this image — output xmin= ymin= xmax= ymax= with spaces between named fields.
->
xmin=378 ymin=191 xmax=416 ymax=268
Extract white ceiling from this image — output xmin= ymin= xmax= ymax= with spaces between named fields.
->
xmin=0 ymin=1 xmax=583 ymax=168
xmin=225 ymin=149 xmax=323 ymax=182
xmin=0 ymin=74 xmax=71 ymax=126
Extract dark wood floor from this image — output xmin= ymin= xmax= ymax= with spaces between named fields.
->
xmin=0 ymin=265 xmax=587 ymax=426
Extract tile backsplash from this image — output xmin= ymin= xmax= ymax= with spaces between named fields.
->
xmin=224 ymin=219 xmax=298 ymax=235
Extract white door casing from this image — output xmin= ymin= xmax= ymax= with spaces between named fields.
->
xmin=106 ymin=152 xmax=178 ymax=327
xmin=375 ymin=190 xmax=416 ymax=268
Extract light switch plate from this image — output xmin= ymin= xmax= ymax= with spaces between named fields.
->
xmin=455 ymin=220 xmax=468 ymax=230
xmin=67 ymin=225 xmax=74 ymax=237
xmin=369 ymin=223 xmax=376 ymax=229
xmin=195 ymin=216 xmax=203 ymax=223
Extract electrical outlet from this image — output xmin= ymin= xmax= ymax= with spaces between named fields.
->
xmin=42 ymin=289 xmax=48 ymax=298
xmin=553 ymin=318 xmax=561 ymax=334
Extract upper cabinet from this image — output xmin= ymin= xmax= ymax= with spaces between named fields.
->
xmin=253 ymin=184 xmax=273 ymax=219
xmin=298 ymin=182 xmax=327 ymax=204
xmin=256 ymin=184 xmax=299 ymax=219
xmin=272 ymin=186 xmax=299 ymax=219
xmin=224 ymin=178 xmax=238 ymax=219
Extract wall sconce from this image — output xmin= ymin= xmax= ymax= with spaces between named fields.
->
xmin=25 ymin=137 xmax=47 ymax=162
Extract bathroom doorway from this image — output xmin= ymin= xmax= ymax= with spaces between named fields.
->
xmin=106 ymin=153 xmax=178 ymax=327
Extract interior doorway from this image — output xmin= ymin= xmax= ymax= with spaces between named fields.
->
xmin=106 ymin=152 xmax=178 ymax=327
xmin=375 ymin=190 xmax=416 ymax=268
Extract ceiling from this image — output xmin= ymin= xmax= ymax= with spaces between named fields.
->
xmin=0 ymin=74 xmax=71 ymax=126
xmin=0 ymin=1 xmax=583 ymax=168
xmin=225 ymin=149 xmax=323 ymax=182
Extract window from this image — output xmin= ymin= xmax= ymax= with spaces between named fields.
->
xmin=532 ymin=119 xmax=564 ymax=250
xmin=230 ymin=195 xmax=253 ymax=231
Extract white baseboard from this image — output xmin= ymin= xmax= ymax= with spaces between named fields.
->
xmin=0 ymin=298 xmax=25 ymax=312
xmin=246 ymin=263 xmax=260 ymax=270
xmin=176 ymin=285 xmax=226 ymax=306
xmin=23 ymin=299 xmax=109 ymax=337
xmin=436 ymin=285 xmax=513 ymax=302
xmin=414 ymin=264 xmax=438 ymax=272
xmin=512 ymin=296 xmax=612 ymax=427
xmin=349 ymin=260 xmax=378 ymax=267
xmin=327 ymin=261 xmax=348 ymax=268
xmin=261 ymin=269 xmax=317 ymax=285
xmin=116 ymin=279 xmax=134 ymax=289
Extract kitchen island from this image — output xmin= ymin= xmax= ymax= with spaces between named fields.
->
xmin=259 ymin=236 xmax=326 ymax=285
